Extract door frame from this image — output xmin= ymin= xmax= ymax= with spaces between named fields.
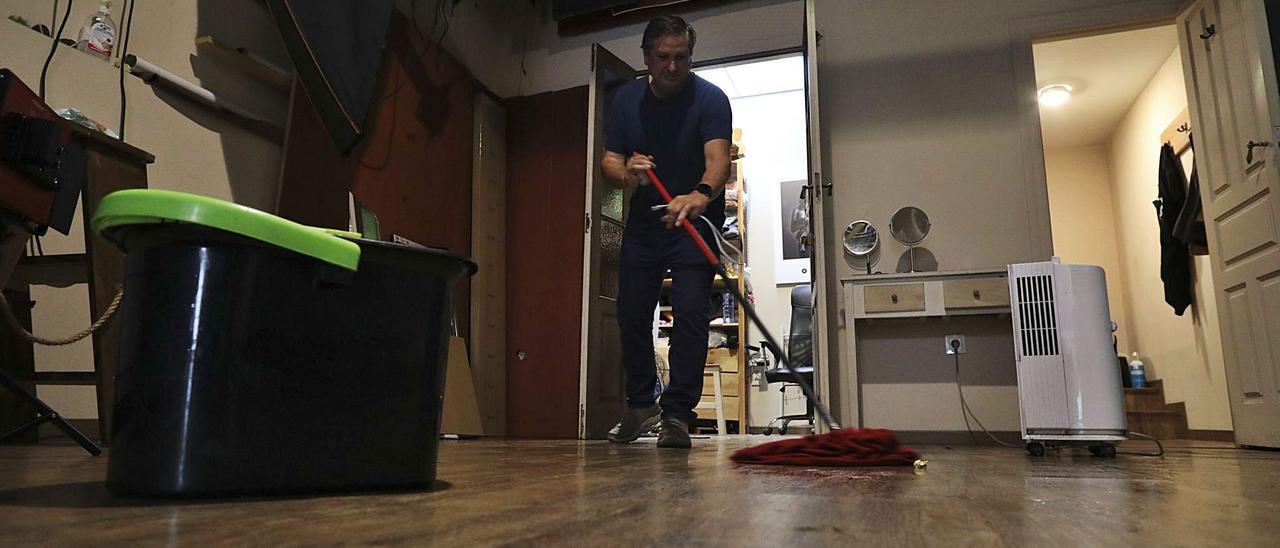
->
xmin=1009 ymin=0 xmax=1188 ymax=265
xmin=577 ymin=40 xmax=811 ymax=437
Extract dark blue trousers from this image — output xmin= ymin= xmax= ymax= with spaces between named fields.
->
xmin=617 ymin=220 xmax=717 ymax=423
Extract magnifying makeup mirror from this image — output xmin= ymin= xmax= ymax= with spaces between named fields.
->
xmin=889 ymin=206 xmax=930 ymax=272
xmin=843 ymin=220 xmax=880 ymax=274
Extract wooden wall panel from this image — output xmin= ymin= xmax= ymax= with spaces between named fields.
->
xmin=505 ymin=86 xmax=588 ymax=438
xmin=275 ymin=10 xmax=478 ymax=334
xmin=274 ymin=79 xmax=353 ymax=229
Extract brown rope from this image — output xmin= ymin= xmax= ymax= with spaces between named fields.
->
xmin=0 ymin=285 xmax=124 ymax=346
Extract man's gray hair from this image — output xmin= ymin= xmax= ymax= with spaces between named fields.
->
xmin=642 ymin=14 xmax=696 ymax=54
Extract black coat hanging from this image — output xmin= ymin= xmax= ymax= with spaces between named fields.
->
xmin=1156 ymin=142 xmax=1193 ymax=316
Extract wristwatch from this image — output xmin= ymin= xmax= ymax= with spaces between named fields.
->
xmin=694 ymin=183 xmax=716 ymax=199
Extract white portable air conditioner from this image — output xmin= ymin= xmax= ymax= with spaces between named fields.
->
xmin=1008 ymin=259 xmax=1127 ymax=457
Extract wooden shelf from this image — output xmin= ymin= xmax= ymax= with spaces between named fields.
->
xmin=8 ymin=253 xmax=89 ymax=289
xmin=195 ymin=35 xmax=292 ymax=94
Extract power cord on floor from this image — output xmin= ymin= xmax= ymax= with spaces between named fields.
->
xmin=952 ymin=341 xmax=1165 ymax=457
xmin=1122 ymin=431 xmax=1165 ymax=457
xmin=952 ymin=347 xmax=1021 ymax=448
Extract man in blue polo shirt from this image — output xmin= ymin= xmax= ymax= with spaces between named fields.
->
xmin=600 ymin=14 xmax=732 ymax=449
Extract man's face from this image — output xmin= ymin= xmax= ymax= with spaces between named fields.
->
xmin=644 ymin=35 xmax=692 ymax=96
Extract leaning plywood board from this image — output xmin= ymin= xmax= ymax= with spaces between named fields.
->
xmin=440 ymin=336 xmax=484 ymax=436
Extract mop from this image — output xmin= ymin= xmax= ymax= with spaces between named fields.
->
xmin=638 ymin=161 xmax=919 ymax=467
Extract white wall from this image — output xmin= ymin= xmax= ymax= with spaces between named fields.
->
xmin=1 ymin=0 xmax=288 ymax=419
xmin=1043 ymin=145 xmax=1134 ymax=353
xmin=1107 ymin=50 xmax=1231 ymax=431
xmin=728 ymin=88 xmax=809 ymax=427
xmin=812 ymin=0 xmax=1185 ymax=430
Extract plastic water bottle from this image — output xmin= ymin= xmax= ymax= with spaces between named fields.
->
xmin=77 ymin=0 xmax=117 ymax=60
xmin=1129 ymin=352 xmax=1146 ymax=388
xmin=722 ymin=292 xmax=734 ymax=323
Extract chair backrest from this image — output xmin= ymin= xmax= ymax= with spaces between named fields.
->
xmin=787 ymin=284 xmax=813 ymax=368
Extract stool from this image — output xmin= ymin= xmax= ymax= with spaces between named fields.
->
xmin=695 ymin=364 xmax=726 ymax=435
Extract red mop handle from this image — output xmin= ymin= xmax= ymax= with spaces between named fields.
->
xmin=635 ymin=158 xmax=720 ymax=266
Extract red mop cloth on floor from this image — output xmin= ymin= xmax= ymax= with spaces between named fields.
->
xmin=731 ymin=428 xmax=919 ymax=467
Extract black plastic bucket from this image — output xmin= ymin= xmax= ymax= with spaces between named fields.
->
xmin=103 ymin=223 xmax=476 ymax=497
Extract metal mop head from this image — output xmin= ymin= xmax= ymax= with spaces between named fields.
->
xmin=639 ymin=161 xmax=921 ymax=467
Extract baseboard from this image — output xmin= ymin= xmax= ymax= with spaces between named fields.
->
xmin=893 ymin=430 xmax=1022 ymax=446
xmin=38 ymin=418 xmax=101 ymax=444
xmin=1185 ymin=429 xmax=1235 ymax=443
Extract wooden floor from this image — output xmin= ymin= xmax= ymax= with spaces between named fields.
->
xmin=1 ymin=436 xmax=1276 ymax=546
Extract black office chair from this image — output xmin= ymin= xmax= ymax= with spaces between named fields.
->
xmin=760 ymin=284 xmax=814 ymax=435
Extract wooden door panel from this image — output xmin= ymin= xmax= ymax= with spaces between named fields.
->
xmin=580 ymin=43 xmax=637 ymax=439
xmin=1179 ymin=0 xmax=1280 ymax=447
xmin=1184 ymin=5 xmax=1234 ymax=196
xmin=1215 ymin=192 xmax=1278 ymax=267
xmin=1260 ymin=276 xmax=1280 ymax=397
xmin=505 ymin=87 xmax=588 ymax=439
xmin=1224 ymin=286 xmax=1263 ymax=398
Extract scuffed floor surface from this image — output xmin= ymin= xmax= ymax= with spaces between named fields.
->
xmin=0 ymin=437 xmax=1276 ymax=546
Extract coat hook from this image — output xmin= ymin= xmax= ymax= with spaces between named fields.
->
xmin=1177 ymin=123 xmax=1190 ymax=133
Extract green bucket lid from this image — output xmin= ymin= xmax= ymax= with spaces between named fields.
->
xmin=91 ymin=189 xmax=361 ymax=271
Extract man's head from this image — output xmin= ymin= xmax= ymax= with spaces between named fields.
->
xmin=642 ymin=15 xmax=696 ymax=97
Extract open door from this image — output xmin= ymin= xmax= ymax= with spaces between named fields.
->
xmin=579 ymin=44 xmax=639 ymax=439
xmin=803 ymin=0 xmax=842 ymax=432
xmin=1178 ymin=0 xmax=1280 ymax=448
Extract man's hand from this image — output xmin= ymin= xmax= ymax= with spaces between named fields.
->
xmin=662 ymin=192 xmax=711 ymax=228
xmin=624 ymin=154 xmax=656 ymax=188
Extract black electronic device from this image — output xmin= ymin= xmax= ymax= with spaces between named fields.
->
xmin=0 ymin=68 xmax=85 ymax=235
xmin=0 ymin=68 xmax=98 ymax=456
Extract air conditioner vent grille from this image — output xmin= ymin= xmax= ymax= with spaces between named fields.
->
xmin=1016 ymin=274 xmax=1060 ymax=357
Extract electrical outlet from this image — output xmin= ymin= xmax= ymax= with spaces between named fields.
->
xmin=944 ymin=334 xmax=967 ymax=355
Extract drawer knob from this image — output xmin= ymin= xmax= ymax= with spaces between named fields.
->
xmin=891 ymin=294 xmax=899 ymax=304
xmin=973 ymin=289 xmax=981 ymax=300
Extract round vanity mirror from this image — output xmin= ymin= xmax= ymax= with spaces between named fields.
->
xmin=889 ymin=206 xmax=931 ymax=246
xmin=843 ymin=220 xmax=880 ymax=273
xmin=843 ymin=220 xmax=879 ymax=256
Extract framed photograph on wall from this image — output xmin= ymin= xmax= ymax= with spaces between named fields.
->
xmin=775 ymin=179 xmax=810 ymax=285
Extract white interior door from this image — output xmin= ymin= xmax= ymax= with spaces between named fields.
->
xmin=1178 ymin=0 xmax=1280 ymax=448
xmin=579 ymin=44 xmax=638 ymax=439
xmin=804 ymin=0 xmax=844 ymax=431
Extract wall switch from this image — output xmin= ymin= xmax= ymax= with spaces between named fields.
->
xmin=944 ymin=334 xmax=967 ymax=355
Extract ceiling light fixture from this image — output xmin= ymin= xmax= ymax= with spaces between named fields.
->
xmin=1038 ymin=84 xmax=1072 ymax=107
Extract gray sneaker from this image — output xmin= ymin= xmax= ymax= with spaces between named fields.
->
xmin=656 ymin=416 xmax=692 ymax=448
xmin=607 ymin=403 xmax=662 ymax=443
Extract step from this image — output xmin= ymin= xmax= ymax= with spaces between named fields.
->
xmin=1125 ymin=390 xmax=1174 ymax=411
xmin=1126 ymin=410 xmax=1189 ymax=440
xmin=1124 ymin=379 xmax=1173 ymax=411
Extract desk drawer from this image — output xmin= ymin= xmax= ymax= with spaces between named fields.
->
xmin=863 ymin=283 xmax=926 ymax=313
xmin=944 ymin=278 xmax=1009 ymax=309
